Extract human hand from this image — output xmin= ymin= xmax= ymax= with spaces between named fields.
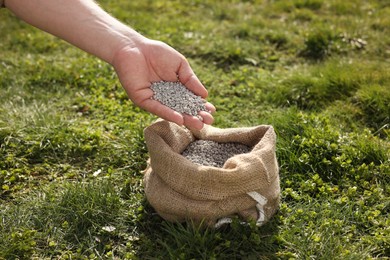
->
xmin=4 ymin=0 xmax=213 ymax=129
xmin=112 ymin=38 xmax=215 ymax=130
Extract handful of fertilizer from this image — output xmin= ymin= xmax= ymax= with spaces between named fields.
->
xmin=150 ymin=81 xmax=209 ymax=119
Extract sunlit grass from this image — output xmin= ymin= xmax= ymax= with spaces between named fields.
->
xmin=0 ymin=0 xmax=389 ymax=258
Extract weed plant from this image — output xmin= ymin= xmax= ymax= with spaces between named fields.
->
xmin=0 ymin=0 xmax=389 ymax=259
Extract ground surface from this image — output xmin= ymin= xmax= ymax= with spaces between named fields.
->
xmin=0 ymin=0 xmax=389 ymax=259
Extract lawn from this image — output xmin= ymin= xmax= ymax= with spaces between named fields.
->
xmin=0 ymin=0 xmax=389 ymax=259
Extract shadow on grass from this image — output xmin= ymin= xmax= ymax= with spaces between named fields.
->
xmin=134 ymin=200 xmax=281 ymax=260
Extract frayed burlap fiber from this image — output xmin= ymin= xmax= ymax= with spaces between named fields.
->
xmin=143 ymin=120 xmax=280 ymax=226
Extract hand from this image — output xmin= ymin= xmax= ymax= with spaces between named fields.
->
xmin=112 ymin=38 xmax=216 ymax=130
xmin=4 ymin=0 xmax=215 ymax=129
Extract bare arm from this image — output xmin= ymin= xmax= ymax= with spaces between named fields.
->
xmin=4 ymin=0 xmax=215 ymax=129
xmin=5 ymin=0 xmax=140 ymax=64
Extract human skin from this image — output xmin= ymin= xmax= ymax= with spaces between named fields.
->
xmin=4 ymin=0 xmax=215 ymax=130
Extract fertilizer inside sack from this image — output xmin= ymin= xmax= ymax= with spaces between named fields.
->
xmin=181 ymin=140 xmax=251 ymax=168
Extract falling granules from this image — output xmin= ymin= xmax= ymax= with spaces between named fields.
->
xmin=181 ymin=140 xmax=252 ymax=168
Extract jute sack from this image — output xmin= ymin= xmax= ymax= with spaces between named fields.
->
xmin=143 ymin=120 xmax=280 ymax=227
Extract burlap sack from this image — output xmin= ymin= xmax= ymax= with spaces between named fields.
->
xmin=143 ymin=120 xmax=280 ymax=227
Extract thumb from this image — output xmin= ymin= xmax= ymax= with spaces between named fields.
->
xmin=177 ymin=59 xmax=208 ymax=98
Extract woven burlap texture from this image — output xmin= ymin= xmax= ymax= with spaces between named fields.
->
xmin=143 ymin=120 xmax=280 ymax=226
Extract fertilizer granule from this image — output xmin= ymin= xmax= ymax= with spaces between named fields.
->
xmin=150 ymin=81 xmax=208 ymax=117
xmin=181 ymin=140 xmax=252 ymax=168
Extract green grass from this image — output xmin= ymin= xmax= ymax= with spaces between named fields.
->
xmin=0 ymin=0 xmax=389 ymax=259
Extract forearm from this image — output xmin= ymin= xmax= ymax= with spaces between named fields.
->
xmin=4 ymin=0 xmax=145 ymax=64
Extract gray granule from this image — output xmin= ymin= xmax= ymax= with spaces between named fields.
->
xmin=181 ymin=140 xmax=252 ymax=168
xmin=150 ymin=81 xmax=208 ymax=117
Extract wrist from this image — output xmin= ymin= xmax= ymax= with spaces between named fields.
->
xmin=107 ymin=27 xmax=147 ymax=65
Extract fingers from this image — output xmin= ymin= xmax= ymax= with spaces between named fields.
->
xmin=139 ymin=96 xmax=214 ymax=130
xmin=205 ymin=102 xmax=216 ymax=114
xmin=198 ymin=111 xmax=214 ymax=125
xmin=152 ymin=41 xmax=206 ymax=97
xmin=139 ymin=98 xmax=185 ymax=126
xmin=183 ymin=114 xmax=204 ymax=130
xmin=114 ymin=40 xmax=215 ymax=130
xmin=183 ymin=111 xmax=214 ymax=130
xmin=177 ymin=59 xmax=208 ymax=98
xmin=133 ymin=80 xmax=215 ymax=130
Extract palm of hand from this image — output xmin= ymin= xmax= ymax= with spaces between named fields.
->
xmin=112 ymin=39 xmax=215 ymax=130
